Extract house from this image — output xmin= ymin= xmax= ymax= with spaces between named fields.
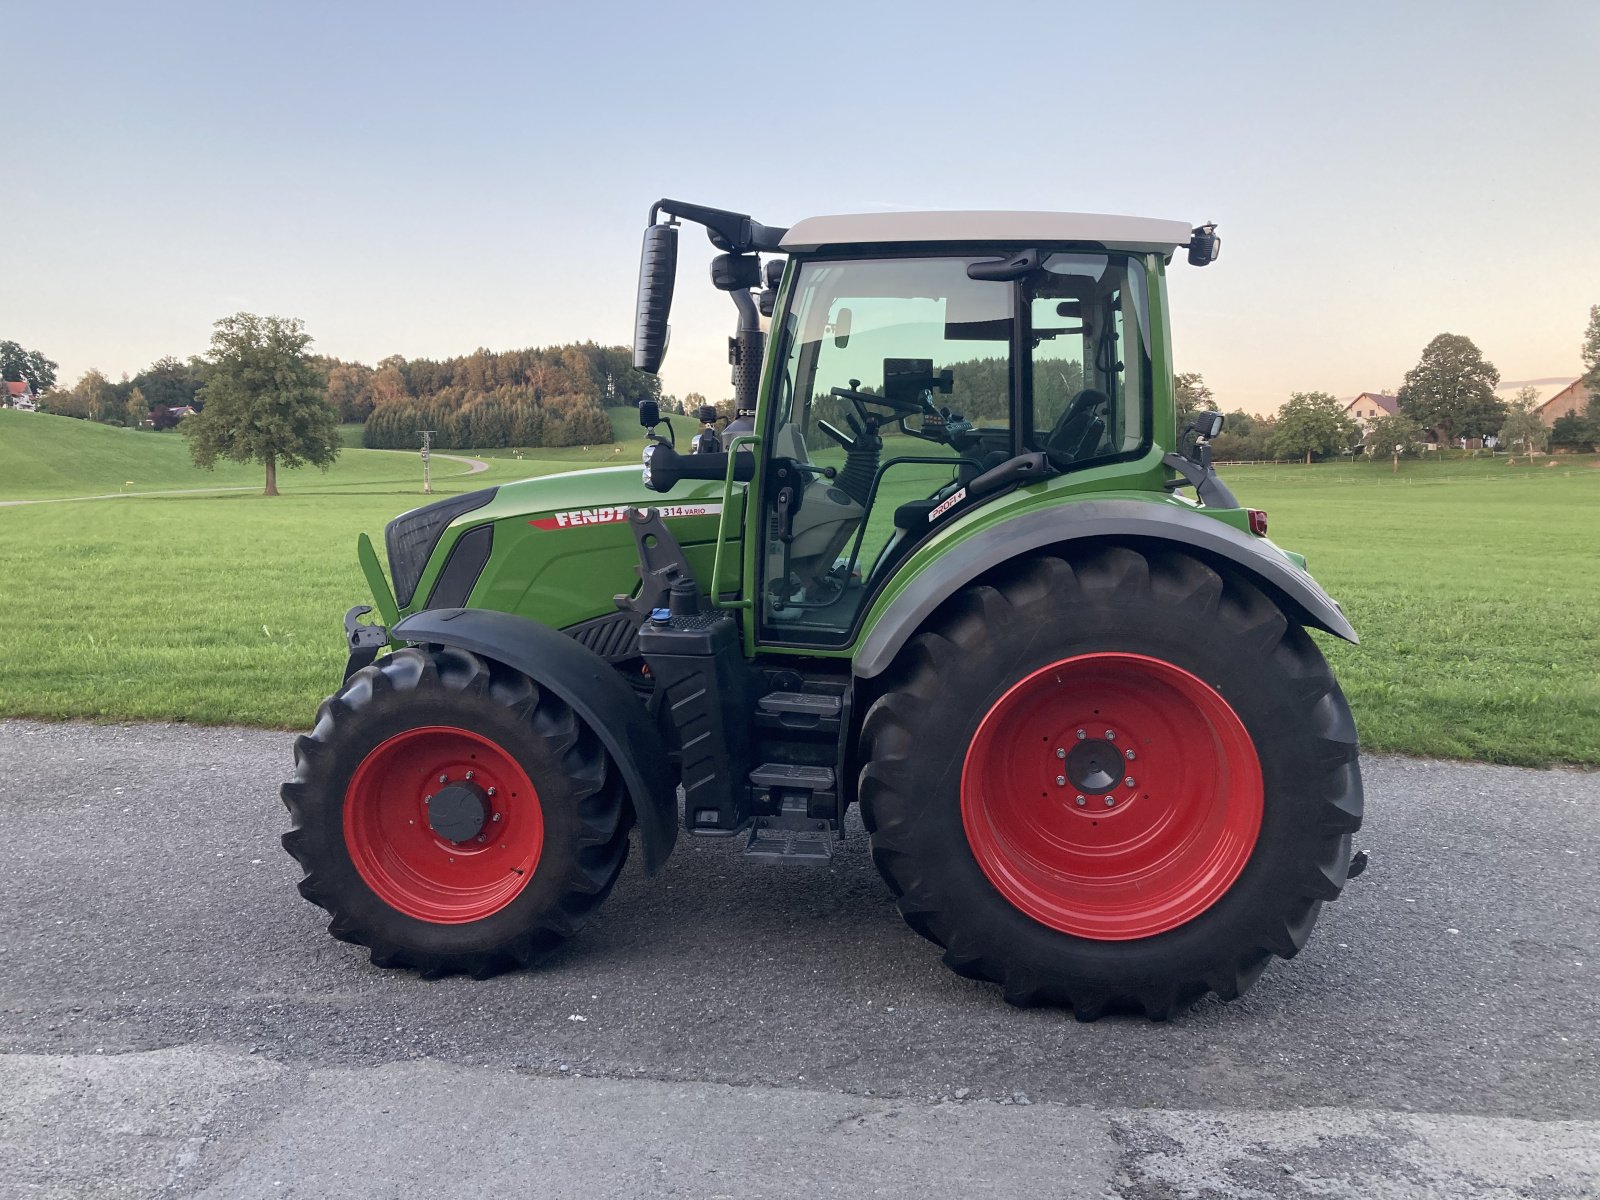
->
xmin=1340 ymin=391 xmax=1447 ymax=450
xmin=1531 ymin=378 xmax=1591 ymax=429
xmin=4 ymin=380 xmax=38 ymax=411
xmin=1341 ymin=392 xmax=1397 ymax=429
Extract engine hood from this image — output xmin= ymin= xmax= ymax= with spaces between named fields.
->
xmin=482 ymin=464 xmax=730 ymax=528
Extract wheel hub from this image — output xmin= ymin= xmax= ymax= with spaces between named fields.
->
xmin=343 ymin=725 xmax=543 ymax=924
xmin=962 ymin=653 xmax=1264 ymax=940
xmin=427 ymin=781 xmax=491 ymax=844
xmin=1063 ymin=738 xmax=1121 ymax=795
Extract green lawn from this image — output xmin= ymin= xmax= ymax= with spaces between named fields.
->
xmin=0 ymin=412 xmax=1595 ymax=766
xmin=1222 ymin=456 xmax=1600 ymax=766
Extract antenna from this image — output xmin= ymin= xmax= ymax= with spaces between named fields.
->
xmin=417 ymin=430 xmax=436 ymax=494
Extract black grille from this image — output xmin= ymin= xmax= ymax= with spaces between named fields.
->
xmin=425 ymin=524 xmax=494 ymax=609
xmin=564 ymin=611 xmax=646 ymax=661
xmin=385 ymin=488 xmax=497 ymax=608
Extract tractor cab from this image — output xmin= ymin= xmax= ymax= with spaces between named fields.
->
xmin=630 ymin=201 xmax=1215 ymax=647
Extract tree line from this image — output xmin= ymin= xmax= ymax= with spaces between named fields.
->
xmin=1193 ymin=308 xmax=1600 ymax=463
xmin=10 ymin=332 xmax=658 ymax=452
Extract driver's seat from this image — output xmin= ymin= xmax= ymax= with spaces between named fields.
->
xmin=1044 ymin=388 xmax=1110 ymax=463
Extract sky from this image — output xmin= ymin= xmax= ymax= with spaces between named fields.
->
xmin=5 ymin=1 xmax=1597 ymax=415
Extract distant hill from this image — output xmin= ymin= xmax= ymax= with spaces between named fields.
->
xmin=0 ymin=410 xmax=270 ymax=499
xmin=0 ymin=409 xmax=448 ymax=501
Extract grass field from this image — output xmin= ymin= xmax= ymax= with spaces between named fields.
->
xmin=0 ymin=412 xmax=490 ymax=501
xmin=1 ymin=409 xmax=1595 ymax=765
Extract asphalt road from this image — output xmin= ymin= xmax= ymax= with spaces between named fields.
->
xmin=1 ymin=719 xmax=1596 ymax=1198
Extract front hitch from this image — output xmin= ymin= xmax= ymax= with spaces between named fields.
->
xmin=343 ymin=606 xmax=390 ymax=681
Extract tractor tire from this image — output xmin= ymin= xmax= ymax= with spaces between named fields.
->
xmin=858 ymin=545 xmax=1362 ymax=1019
xmin=281 ymin=646 xmax=630 ymax=978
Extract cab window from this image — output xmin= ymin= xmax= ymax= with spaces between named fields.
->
xmin=760 ymin=257 xmax=1013 ymax=644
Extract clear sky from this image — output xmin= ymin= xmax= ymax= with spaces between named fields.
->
xmin=5 ymin=1 xmax=1597 ymax=414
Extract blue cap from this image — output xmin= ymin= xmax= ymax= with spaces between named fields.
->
xmin=651 ymin=607 xmax=672 ymax=622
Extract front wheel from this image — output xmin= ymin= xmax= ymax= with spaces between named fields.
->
xmin=281 ymin=647 xmax=630 ymax=977
xmin=858 ymin=545 xmax=1363 ymax=1019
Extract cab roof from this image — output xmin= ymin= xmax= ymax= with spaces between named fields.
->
xmin=778 ymin=211 xmax=1194 ymax=255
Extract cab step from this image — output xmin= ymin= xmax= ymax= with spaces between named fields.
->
xmin=756 ymin=691 xmax=843 ymax=732
xmin=749 ymin=762 xmax=836 ymax=791
xmin=744 ymin=764 xmax=836 ymax=863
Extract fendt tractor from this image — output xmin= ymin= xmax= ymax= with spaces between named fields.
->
xmin=282 ymin=200 xmax=1366 ymax=1019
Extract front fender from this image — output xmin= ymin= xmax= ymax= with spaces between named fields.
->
xmin=391 ymin=607 xmax=677 ymax=873
xmin=853 ymin=498 xmax=1358 ymax=680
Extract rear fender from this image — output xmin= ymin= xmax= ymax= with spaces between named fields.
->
xmin=391 ymin=607 xmax=677 ymax=873
xmin=853 ymin=498 xmax=1358 ymax=681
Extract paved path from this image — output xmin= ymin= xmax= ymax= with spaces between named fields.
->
xmin=0 ymin=452 xmax=490 ymax=507
xmin=0 ymin=720 xmax=1595 ymax=1197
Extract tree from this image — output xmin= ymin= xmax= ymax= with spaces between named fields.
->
xmin=1582 ymin=305 xmax=1600 ymax=398
xmin=1364 ymin=411 xmax=1426 ymax=471
xmin=125 ymin=386 xmax=149 ymax=428
xmin=1498 ymin=386 xmax=1548 ymax=457
xmin=1396 ymin=334 xmax=1504 ymax=444
xmin=1209 ymin=409 xmax=1277 ymax=462
xmin=183 ymin=313 xmax=338 ymax=496
xmin=130 ymin=356 xmax=205 ymax=410
xmin=1174 ymin=372 xmax=1214 ymax=431
xmin=1551 ymin=412 xmax=1589 ymax=449
xmin=324 ymin=360 xmax=376 ymax=422
xmin=1271 ymin=391 xmax=1356 ymax=464
xmin=79 ymin=369 xmax=120 ymax=424
xmin=0 ymin=340 xmax=58 ymax=392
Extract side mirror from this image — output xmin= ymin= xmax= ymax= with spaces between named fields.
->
xmin=1187 ymin=224 xmax=1221 ymax=267
xmin=832 ymin=307 xmax=852 ymax=349
xmin=633 ymin=223 xmax=678 ymax=373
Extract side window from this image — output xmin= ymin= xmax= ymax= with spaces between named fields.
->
xmin=761 ymin=257 xmax=1012 ymax=645
xmin=1027 ymin=254 xmax=1149 ymax=468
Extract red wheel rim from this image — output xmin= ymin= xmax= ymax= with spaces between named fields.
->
xmin=961 ymin=653 xmax=1262 ymax=940
xmin=343 ymin=726 xmax=543 ymax=923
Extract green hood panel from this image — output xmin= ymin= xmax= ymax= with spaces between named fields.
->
xmin=400 ymin=465 xmax=741 ymax=630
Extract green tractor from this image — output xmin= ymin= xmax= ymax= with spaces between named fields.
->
xmin=282 ymin=200 xmax=1364 ymax=1018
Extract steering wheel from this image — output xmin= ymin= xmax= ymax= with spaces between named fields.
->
xmin=830 ymin=383 xmax=922 ymax=417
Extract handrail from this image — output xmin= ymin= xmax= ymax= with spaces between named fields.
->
xmin=844 ymin=453 xmax=980 ymax=580
xmin=711 ymin=433 xmax=761 ymax=610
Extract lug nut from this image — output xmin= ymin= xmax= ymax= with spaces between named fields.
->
xmin=1105 ymin=730 xmax=1116 ymax=741
xmin=1055 ymin=747 xmax=1066 ymax=759
xmin=1075 ymin=795 xmax=1086 ymax=806
xmin=487 ymin=787 xmax=497 ymax=797
xmin=491 ymin=812 xmax=502 ymax=823
xmin=1125 ymin=776 xmax=1136 ymax=787
xmin=1076 ymin=729 xmax=1087 ymax=740
xmin=1104 ymin=796 xmax=1116 ymax=808
xmin=438 ymin=774 xmax=449 ymax=784
xmin=465 ymin=770 xmax=474 ymax=780
xmin=1124 ymin=749 xmax=1136 ymax=761
xmin=424 ymin=794 xmax=433 ymax=804
xmin=476 ymin=835 xmax=486 ymax=843
xmin=1055 ymin=776 xmax=1067 ymax=787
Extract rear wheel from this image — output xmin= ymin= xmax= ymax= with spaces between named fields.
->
xmin=858 ymin=545 xmax=1362 ymax=1018
xmin=282 ymin=646 xmax=630 ymax=977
